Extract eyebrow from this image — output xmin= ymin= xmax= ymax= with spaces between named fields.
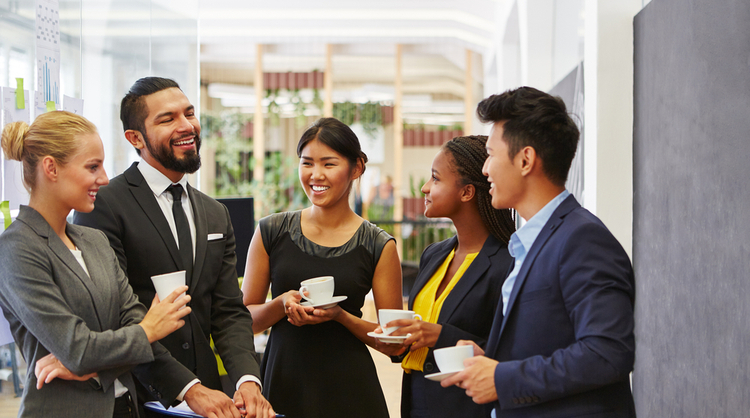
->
xmin=300 ymin=156 xmax=340 ymax=161
xmin=154 ymin=105 xmax=194 ymax=121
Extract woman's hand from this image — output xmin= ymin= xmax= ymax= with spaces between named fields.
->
xmin=386 ymin=319 xmax=443 ymax=351
xmin=370 ymin=326 xmax=408 ymax=356
xmin=140 ymin=285 xmax=191 ymax=343
xmin=35 ymin=353 xmax=97 ymax=389
xmin=286 ymin=300 xmax=343 ymax=326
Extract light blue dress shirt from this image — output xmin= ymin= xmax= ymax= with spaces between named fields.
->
xmin=492 ymin=189 xmax=571 ymax=418
xmin=502 ymin=190 xmax=570 ymax=316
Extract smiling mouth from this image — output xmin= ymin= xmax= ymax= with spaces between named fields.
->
xmin=173 ymin=137 xmax=195 ymax=146
xmin=88 ymin=190 xmax=98 ymax=198
xmin=311 ymin=185 xmax=329 ymax=192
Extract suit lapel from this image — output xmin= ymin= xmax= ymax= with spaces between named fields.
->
xmin=494 ymin=195 xmax=580 ymax=345
xmin=437 ymin=235 xmax=499 ymax=324
xmin=17 ymin=208 xmax=106 ymax=331
xmin=407 ymin=236 xmax=457 ymax=309
xmin=68 ymin=224 xmax=113 ymax=329
xmin=188 ymin=184 xmax=207 ymax=290
xmin=124 ymin=164 xmax=184 ymax=272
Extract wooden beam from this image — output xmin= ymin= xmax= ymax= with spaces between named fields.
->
xmin=254 ymin=44 xmax=265 ymax=218
xmin=464 ymin=49 xmax=473 ymax=134
xmin=324 ymin=44 xmax=333 ymax=118
xmin=393 ymin=44 xmax=404 ymax=256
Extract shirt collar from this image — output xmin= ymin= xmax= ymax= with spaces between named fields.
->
xmin=508 ymin=190 xmax=571 ymax=257
xmin=137 ymin=158 xmax=189 ymax=196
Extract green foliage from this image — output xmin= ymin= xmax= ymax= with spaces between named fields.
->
xmin=201 ymin=111 xmax=254 ymax=197
xmin=251 ymin=152 xmax=307 ymax=218
xmin=332 ymin=101 xmax=383 ymax=140
xmin=332 ymin=101 xmax=356 ymax=126
xmin=266 ymin=89 xmax=281 ymax=127
xmin=409 ymin=174 xmax=427 ymax=198
xmin=359 ymin=101 xmax=382 ymax=139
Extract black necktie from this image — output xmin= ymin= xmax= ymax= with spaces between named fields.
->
xmin=167 ymin=184 xmax=193 ymax=283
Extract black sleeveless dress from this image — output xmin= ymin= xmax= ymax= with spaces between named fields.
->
xmin=259 ymin=211 xmax=393 ymax=418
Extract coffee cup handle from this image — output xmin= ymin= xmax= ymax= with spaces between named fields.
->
xmin=298 ymin=285 xmax=312 ymax=302
xmin=413 ymin=314 xmax=422 ymax=321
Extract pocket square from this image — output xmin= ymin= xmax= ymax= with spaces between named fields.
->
xmin=207 ymin=233 xmax=224 ymax=241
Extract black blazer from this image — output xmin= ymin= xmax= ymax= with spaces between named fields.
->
xmin=484 ymin=195 xmax=636 ymax=418
xmin=401 ymin=234 xmax=513 ymax=418
xmin=74 ymin=163 xmax=260 ymax=404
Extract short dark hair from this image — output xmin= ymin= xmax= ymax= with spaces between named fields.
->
xmin=476 ymin=87 xmax=579 ymax=186
xmin=297 ymin=118 xmax=368 ymax=176
xmin=120 ymin=77 xmax=181 ymax=135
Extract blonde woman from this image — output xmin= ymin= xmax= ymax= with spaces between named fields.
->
xmin=0 ymin=111 xmax=194 ymax=418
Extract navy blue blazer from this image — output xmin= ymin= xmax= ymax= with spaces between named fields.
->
xmin=485 ymin=195 xmax=636 ymax=418
xmin=401 ymin=234 xmax=513 ymax=418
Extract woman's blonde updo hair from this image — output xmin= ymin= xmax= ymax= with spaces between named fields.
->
xmin=1 ymin=111 xmax=98 ymax=191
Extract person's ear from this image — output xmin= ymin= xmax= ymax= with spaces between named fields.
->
xmin=125 ymin=130 xmax=145 ymax=151
xmin=351 ymin=158 xmax=365 ymax=180
xmin=517 ymin=146 xmax=537 ymax=177
xmin=41 ymin=156 xmax=58 ymax=182
xmin=460 ymin=184 xmax=476 ymax=203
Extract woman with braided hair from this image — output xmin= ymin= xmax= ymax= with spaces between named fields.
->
xmin=375 ymin=135 xmax=515 ymax=418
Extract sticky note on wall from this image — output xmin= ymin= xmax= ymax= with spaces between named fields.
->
xmin=15 ymin=78 xmax=24 ymax=109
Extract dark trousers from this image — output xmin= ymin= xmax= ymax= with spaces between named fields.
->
xmin=113 ymin=392 xmax=137 ymax=418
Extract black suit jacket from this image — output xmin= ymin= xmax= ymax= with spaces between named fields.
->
xmin=485 ymin=195 xmax=636 ymax=418
xmin=74 ymin=162 xmax=260 ymax=404
xmin=401 ymin=234 xmax=512 ymax=418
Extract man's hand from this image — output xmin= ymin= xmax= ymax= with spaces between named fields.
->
xmin=441 ymin=355 xmax=500 ymax=404
xmin=183 ymin=383 xmax=241 ymax=418
xmin=34 ymin=353 xmax=97 ymax=389
xmin=233 ymin=381 xmax=275 ymax=418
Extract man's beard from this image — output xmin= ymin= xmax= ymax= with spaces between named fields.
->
xmin=143 ymin=132 xmax=202 ymax=174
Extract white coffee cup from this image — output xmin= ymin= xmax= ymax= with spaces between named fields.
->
xmin=298 ymin=276 xmax=335 ymax=304
xmin=433 ymin=345 xmax=474 ymax=373
xmin=151 ymin=270 xmax=187 ymax=302
xmin=378 ymin=309 xmax=422 ymax=335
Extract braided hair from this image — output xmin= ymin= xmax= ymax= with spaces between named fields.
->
xmin=442 ymin=135 xmax=516 ymax=244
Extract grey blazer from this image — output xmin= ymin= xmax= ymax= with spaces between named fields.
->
xmin=0 ymin=206 xmax=188 ymax=417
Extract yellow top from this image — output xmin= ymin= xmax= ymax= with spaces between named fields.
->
xmin=402 ymin=248 xmax=478 ymax=372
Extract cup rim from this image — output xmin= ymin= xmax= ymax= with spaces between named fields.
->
xmin=300 ymin=276 xmax=334 ymax=285
xmin=151 ymin=270 xmax=186 ymax=280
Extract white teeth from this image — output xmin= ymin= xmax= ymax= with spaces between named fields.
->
xmin=173 ymin=138 xmax=194 ymax=146
xmin=311 ymin=185 xmax=329 ymax=192
xmin=88 ymin=191 xmax=97 ymax=197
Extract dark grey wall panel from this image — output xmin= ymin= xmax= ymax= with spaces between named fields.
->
xmin=633 ymin=0 xmax=750 ymax=416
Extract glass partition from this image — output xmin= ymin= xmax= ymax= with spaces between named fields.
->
xmin=0 ymin=0 xmax=198 ymax=210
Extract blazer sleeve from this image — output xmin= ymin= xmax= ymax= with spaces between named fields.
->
xmin=207 ymin=203 xmax=261 ymax=383
xmin=493 ymin=222 xmax=635 ymax=409
xmin=0 ymin=231 xmax=154 ymax=378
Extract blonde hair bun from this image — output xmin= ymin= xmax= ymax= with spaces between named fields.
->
xmin=1 ymin=121 xmax=30 ymax=161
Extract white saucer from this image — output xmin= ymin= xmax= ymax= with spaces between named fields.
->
xmin=367 ymin=331 xmax=410 ymax=344
xmin=300 ymin=295 xmax=347 ymax=309
xmin=424 ymin=370 xmax=459 ymax=382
